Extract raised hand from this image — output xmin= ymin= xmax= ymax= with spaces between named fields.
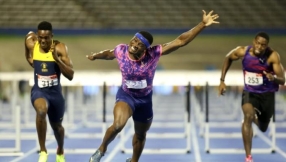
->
xmin=50 ymin=41 xmax=60 ymax=62
xmin=202 ymin=10 xmax=220 ymax=26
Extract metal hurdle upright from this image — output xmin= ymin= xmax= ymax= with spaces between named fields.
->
xmin=0 ymin=80 xmax=24 ymax=156
xmin=203 ymin=82 xmax=276 ymax=154
xmin=48 ymin=82 xmax=108 ymax=154
xmin=120 ymin=82 xmax=192 ymax=154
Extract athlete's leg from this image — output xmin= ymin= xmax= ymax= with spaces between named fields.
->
xmin=33 ymin=98 xmax=49 ymax=153
xmin=98 ymin=101 xmax=133 ymax=153
xmin=131 ymin=121 xmax=152 ymax=162
xmin=49 ymin=121 xmax=64 ymax=153
xmin=241 ymin=103 xmax=256 ymax=157
xmin=48 ymin=94 xmax=65 ymax=155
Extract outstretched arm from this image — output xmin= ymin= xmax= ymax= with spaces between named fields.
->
xmin=25 ymin=31 xmax=37 ymax=67
xmin=51 ymin=42 xmax=74 ymax=81
xmin=86 ymin=49 xmax=115 ymax=61
xmin=161 ymin=10 xmax=219 ymax=55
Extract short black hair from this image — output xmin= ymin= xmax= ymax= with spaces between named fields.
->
xmin=37 ymin=21 xmax=53 ymax=31
xmin=139 ymin=31 xmax=153 ymax=45
xmin=255 ymin=32 xmax=270 ymax=43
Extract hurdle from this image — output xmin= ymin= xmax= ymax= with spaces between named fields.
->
xmin=120 ymin=82 xmax=192 ymax=154
xmin=0 ymin=105 xmax=24 ymax=156
xmin=203 ymin=82 xmax=276 ymax=154
xmin=48 ymin=82 xmax=108 ymax=154
xmin=269 ymin=94 xmax=286 ymax=138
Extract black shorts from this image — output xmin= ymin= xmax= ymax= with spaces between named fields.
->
xmin=241 ymin=90 xmax=275 ymax=122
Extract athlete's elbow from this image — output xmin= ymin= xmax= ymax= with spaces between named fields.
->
xmin=281 ymin=79 xmax=285 ymax=85
xmin=68 ymin=72 xmax=74 ymax=81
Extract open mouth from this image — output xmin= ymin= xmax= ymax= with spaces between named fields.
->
xmin=130 ymin=46 xmax=137 ymax=53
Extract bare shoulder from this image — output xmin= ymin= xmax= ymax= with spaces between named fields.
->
xmin=229 ymin=46 xmax=247 ymax=58
xmin=55 ymin=41 xmax=68 ymax=55
xmin=236 ymin=46 xmax=248 ymax=54
xmin=269 ymin=48 xmax=281 ymax=62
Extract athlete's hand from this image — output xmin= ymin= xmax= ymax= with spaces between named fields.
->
xmin=86 ymin=52 xmax=96 ymax=61
xmin=263 ymin=71 xmax=275 ymax=81
xmin=218 ymin=81 xmax=226 ymax=96
xmin=202 ymin=10 xmax=219 ymax=26
xmin=50 ymin=42 xmax=60 ymax=62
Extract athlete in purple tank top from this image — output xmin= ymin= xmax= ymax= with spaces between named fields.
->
xmin=218 ymin=32 xmax=285 ymax=162
xmin=86 ymin=10 xmax=219 ymax=162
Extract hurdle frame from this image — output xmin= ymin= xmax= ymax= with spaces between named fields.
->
xmin=203 ymin=82 xmax=276 ymax=154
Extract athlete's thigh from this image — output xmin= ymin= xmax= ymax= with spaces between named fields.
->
xmin=132 ymin=93 xmax=153 ymax=123
xmin=31 ymin=88 xmax=49 ymax=112
xmin=47 ymin=92 xmax=65 ymax=123
xmin=114 ymin=87 xmax=134 ymax=122
xmin=241 ymin=90 xmax=257 ymax=116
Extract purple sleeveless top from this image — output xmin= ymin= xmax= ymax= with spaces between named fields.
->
xmin=242 ymin=46 xmax=278 ymax=93
xmin=114 ymin=44 xmax=162 ymax=97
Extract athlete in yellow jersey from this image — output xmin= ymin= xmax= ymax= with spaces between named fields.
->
xmin=25 ymin=21 xmax=74 ymax=162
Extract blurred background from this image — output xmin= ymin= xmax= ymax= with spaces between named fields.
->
xmin=0 ymin=1 xmax=286 ymax=161
xmin=0 ymin=0 xmax=285 ymax=72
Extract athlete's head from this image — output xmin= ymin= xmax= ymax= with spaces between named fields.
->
xmin=252 ymin=32 xmax=269 ymax=56
xmin=128 ymin=31 xmax=153 ymax=55
xmin=37 ymin=21 xmax=53 ymax=50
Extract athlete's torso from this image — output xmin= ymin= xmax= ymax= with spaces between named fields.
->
xmin=114 ymin=44 xmax=162 ymax=97
xmin=242 ymin=46 xmax=278 ymax=93
xmin=32 ymin=41 xmax=61 ymax=91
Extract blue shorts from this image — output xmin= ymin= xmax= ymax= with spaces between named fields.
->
xmin=116 ymin=87 xmax=153 ymax=123
xmin=31 ymin=87 xmax=65 ymax=123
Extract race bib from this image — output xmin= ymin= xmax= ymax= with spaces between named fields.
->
xmin=37 ymin=74 xmax=58 ymax=88
xmin=244 ymin=71 xmax=263 ymax=86
xmin=125 ymin=79 xmax=147 ymax=89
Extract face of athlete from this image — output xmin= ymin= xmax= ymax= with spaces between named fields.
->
xmin=252 ymin=36 xmax=268 ymax=56
xmin=37 ymin=30 xmax=53 ymax=51
xmin=128 ymin=37 xmax=146 ymax=56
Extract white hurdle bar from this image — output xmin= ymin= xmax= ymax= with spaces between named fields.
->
xmin=0 ymin=105 xmax=24 ymax=156
xmin=48 ymin=83 xmax=109 ymax=154
xmin=120 ymin=82 xmax=192 ymax=154
xmin=203 ymin=82 xmax=276 ymax=154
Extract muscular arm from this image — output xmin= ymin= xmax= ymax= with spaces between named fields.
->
xmin=161 ymin=22 xmax=206 ymax=55
xmin=55 ymin=43 xmax=74 ymax=81
xmin=25 ymin=31 xmax=37 ymax=67
xmin=90 ymin=49 xmax=115 ymax=60
xmin=220 ymin=46 xmax=246 ymax=81
xmin=271 ymin=52 xmax=285 ymax=85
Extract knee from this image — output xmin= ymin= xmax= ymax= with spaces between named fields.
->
xmin=258 ymin=122 xmax=269 ymax=132
xmin=51 ymin=123 xmax=64 ymax=132
xmin=113 ymin=121 xmax=125 ymax=133
xmin=135 ymin=132 xmax=147 ymax=141
xmin=259 ymin=126 xmax=268 ymax=132
xmin=36 ymin=106 xmax=47 ymax=119
xmin=244 ymin=113 xmax=254 ymax=123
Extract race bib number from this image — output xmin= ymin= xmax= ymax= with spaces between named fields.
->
xmin=125 ymin=79 xmax=147 ymax=89
xmin=244 ymin=71 xmax=263 ymax=86
xmin=37 ymin=74 xmax=58 ymax=88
